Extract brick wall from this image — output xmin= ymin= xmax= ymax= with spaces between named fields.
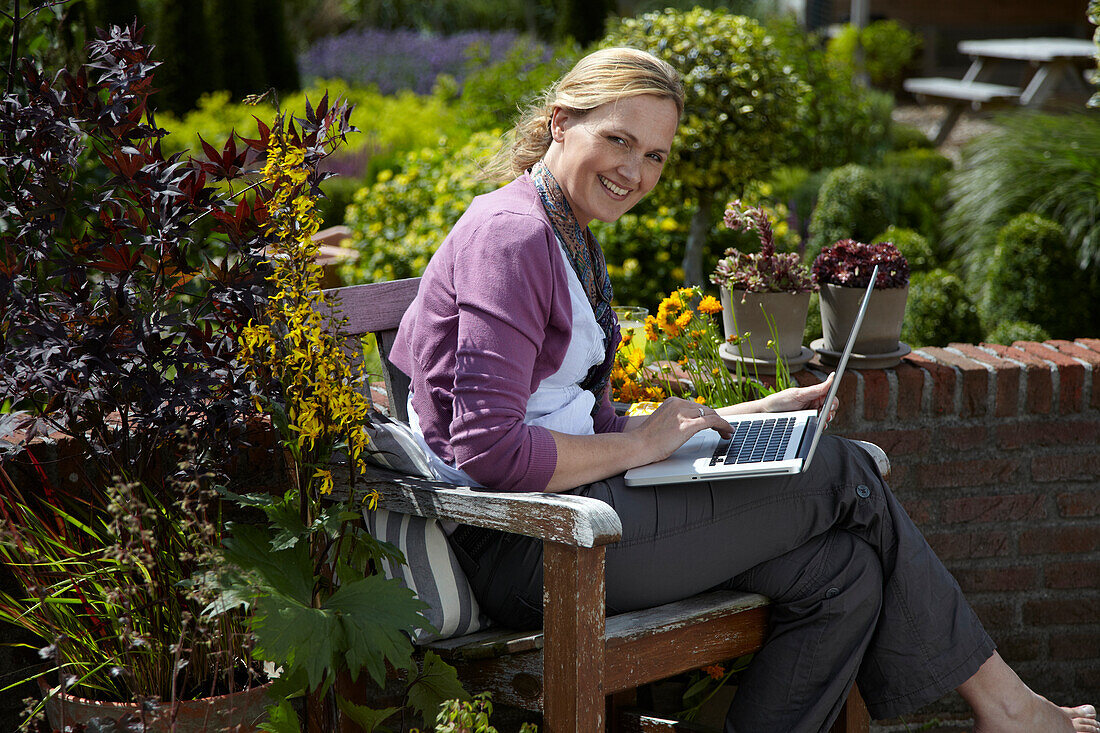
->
xmin=792 ymin=339 xmax=1100 ymax=731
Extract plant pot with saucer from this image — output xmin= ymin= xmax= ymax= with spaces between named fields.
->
xmin=711 ymin=200 xmax=816 ymax=375
xmin=811 ymin=239 xmax=912 ymax=368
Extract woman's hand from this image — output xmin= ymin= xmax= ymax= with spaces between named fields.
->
xmin=758 ymin=372 xmax=840 ymax=427
xmin=628 ymin=396 xmax=734 ymax=465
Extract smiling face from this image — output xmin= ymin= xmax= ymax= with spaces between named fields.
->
xmin=542 ymin=94 xmax=679 ymax=229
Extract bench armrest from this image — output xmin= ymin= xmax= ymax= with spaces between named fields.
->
xmin=343 ymin=465 xmax=622 ymax=548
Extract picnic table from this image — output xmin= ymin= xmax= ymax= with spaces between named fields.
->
xmin=903 ymin=37 xmax=1097 ymax=144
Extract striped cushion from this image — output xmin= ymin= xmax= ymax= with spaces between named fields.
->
xmin=362 ymin=411 xmax=488 ymax=642
xmin=363 ymin=507 xmax=488 ymax=642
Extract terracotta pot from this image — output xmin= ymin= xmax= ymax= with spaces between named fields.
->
xmin=820 ymin=283 xmax=909 ymax=354
xmin=40 ymin=679 xmax=271 ymax=732
xmin=720 ymin=288 xmax=811 ymax=361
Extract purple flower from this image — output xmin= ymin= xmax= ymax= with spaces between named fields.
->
xmin=812 ymin=239 xmax=909 ymax=288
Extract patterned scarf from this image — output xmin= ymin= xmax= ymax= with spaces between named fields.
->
xmin=530 ymin=160 xmax=617 ymax=412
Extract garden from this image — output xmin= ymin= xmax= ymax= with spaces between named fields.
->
xmin=1 ymin=0 xmax=1099 ymax=731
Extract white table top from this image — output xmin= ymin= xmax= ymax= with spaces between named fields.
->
xmin=958 ymin=37 xmax=1097 ymax=63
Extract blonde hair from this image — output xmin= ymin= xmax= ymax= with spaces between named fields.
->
xmin=483 ymin=47 xmax=684 ymax=181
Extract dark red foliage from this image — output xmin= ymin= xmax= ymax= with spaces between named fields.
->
xmin=811 ymin=239 xmax=910 ymax=289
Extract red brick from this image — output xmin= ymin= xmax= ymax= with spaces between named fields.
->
xmin=1044 ymin=561 xmax=1100 ymax=589
xmin=894 ymin=362 xmax=926 ymax=420
xmin=942 ymin=493 xmax=1045 ymax=523
xmin=954 ymin=566 xmax=1038 ymax=592
xmin=1023 ymin=598 xmax=1100 ymax=625
xmin=939 ymin=425 xmax=988 ymax=453
xmin=953 ymin=344 xmax=1021 ymax=417
xmin=862 ymin=428 xmax=931 ymax=456
xmin=831 ymin=370 xmax=859 ymax=432
xmin=926 ymin=530 xmax=1011 ymax=559
xmin=905 ymin=352 xmax=956 ymax=416
xmin=1051 ymin=632 xmax=1100 ymax=660
xmin=1019 ymin=526 xmax=1100 ymax=555
xmin=927 ymin=346 xmax=991 ymax=417
xmin=1057 ymin=490 xmax=1100 ymax=517
xmin=916 ymin=459 xmax=1020 ymax=490
xmin=1017 ymin=342 xmax=1085 ymax=413
xmin=900 ymin=497 xmax=934 ymax=525
xmin=793 ymin=368 xmax=825 ymax=387
xmin=1049 ymin=340 xmax=1100 ymax=410
xmin=993 ymin=632 xmax=1043 ymax=662
xmin=997 ymin=419 xmax=1100 ymax=450
xmin=969 ymin=600 xmax=1015 ymax=628
xmin=862 ymin=368 xmax=890 ymax=422
xmin=982 ymin=343 xmax=1054 ymax=415
xmin=1032 ymin=453 xmax=1100 ymax=483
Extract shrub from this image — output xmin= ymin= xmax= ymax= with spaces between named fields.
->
xmin=945 ymin=112 xmax=1100 ymax=276
xmin=825 ymin=20 xmax=922 ymax=90
xmin=805 ymin=164 xmax=889 ymax=260
xmin=766 ymin=16 xmax=895 ymax=170
xmin=298 ymin=27 xmax=528 ymax=95
xmin=979 ymin=214 xmax=1091 ymax=338
xmin=343 ymin=131 xmax=503 ymax=282
xmin=891 ymin=123 xmax=936 ymax=151
xmin=458 ymin=36 xmax=578 ymax=130
xmin=874 ymin=226 xmax=936 ymax=272
xmin=876 ymin=148 xmax=953 ymax=245
xmin=985 ymin=320 xmax=1052 ymax=346
xmin=602 ymin=8 xmax=809 ymax=284
xmin=902 ymin=269 xmax=982 ymax=347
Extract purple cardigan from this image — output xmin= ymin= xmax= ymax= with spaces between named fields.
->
xmin=389 ymin=174 xmax=628 ymax=492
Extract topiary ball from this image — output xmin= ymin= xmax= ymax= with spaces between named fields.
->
xmin=902 ymin=268 xmax=982 ymax=348
xmin=874 ymin=226 xmax=936 ymax=272
xmin=985 ymin=320 xmax=1052 ymax=346
xmin=805 ymin=164 xmax=889 ymax=262
xmin=979 ymin=213 xmax=1089 ymax=339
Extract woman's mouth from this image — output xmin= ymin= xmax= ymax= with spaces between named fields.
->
xmin=599 ymin=175 xmax=629 ymax=198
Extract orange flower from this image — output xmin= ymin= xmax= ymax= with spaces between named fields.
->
xmin=698 ymin=295 xmax=722 ymax=315
xmin=702 ymin=664 xmax=726 ymax=680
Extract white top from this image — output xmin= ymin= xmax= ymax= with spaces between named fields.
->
xmin=407 ymin=238 xmax=606 ymax=487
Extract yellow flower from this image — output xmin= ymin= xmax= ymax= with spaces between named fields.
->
xmin=698 ymin=295 xmax=722 ymax=315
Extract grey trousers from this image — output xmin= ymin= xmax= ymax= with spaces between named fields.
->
xmin=449 ymin=435 xmax=996 ymax=733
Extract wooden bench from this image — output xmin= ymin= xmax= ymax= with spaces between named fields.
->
xmin=328 ymin=277 xmax=879 ymax=732
xmin=902 ymin=77 xmax=1022 ymax=144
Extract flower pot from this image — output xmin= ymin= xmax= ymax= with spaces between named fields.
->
xmin=817 ymin=284 xmax=910 ymax=367
xmin=40 ymin=679 xmax=271 ymax=732
xmin=719 ymin=288 xmax=812 ymax=373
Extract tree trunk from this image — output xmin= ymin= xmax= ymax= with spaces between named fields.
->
xmin=682 ymin=190 xmax=714 ymax=286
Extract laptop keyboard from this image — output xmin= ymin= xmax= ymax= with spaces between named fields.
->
xmin=710 ymin=417 xmax=796 ymax=466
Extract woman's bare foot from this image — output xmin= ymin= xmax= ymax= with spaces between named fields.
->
xmin=959 ymin=652 xmax=1097 ymax=732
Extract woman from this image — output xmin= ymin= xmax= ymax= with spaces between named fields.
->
xmin=388 ymin=48 xmax=1096 ymax=733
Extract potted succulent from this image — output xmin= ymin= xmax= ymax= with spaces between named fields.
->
xmin=710 ymin=201 xmax=817 ymax=373
xmin=811 ymin=239 xmax=911 ymax=367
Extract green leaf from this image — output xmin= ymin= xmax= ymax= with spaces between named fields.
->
xmin=406 ymin=651 xmax=469 ymax=725
xmin=221 ymin=524 xmax=314 ymax=605
xmin=326 ymin=574 xmax=428 ymax=686
xmin=252 ymin=595 xmax=339 ymax=692
xmin=258 ymin=698 xmax=301 ymax=733
xmin=335 ymin=697 xmax=399 ymax=732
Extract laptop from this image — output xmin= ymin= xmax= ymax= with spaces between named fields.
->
xmin=623 ymin=266 xmax=880 ymax=486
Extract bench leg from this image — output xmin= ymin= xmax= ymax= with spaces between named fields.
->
xmin=929 ymin=103 xmax=964 ymax=146
xmin=829 ymin=684 xmax=871 ymax=733
xmin=543 ymin=541 xmax=606 ymax=732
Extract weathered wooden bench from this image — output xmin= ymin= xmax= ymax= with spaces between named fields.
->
xmin=902 ymin=77 xmax=1022 ymax=144
xmin=328 ymin=277 xmax=882 ymax=732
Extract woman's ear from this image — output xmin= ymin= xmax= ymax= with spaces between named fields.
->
xmin=549 ymin=107 xmax=570 ymax=143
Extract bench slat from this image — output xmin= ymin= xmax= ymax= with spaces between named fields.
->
xmin=903 ymin=77 xmax=1021 ymax=103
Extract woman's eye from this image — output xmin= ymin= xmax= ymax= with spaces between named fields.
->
xmin=608 ymin=136 xmax=626 ymax=145
xmin=647 ymin=153 xmax=664 ymax=163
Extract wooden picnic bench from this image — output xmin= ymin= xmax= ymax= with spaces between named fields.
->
xmin=903 ymin=37 xmax=1096 ymax=145
xmin=329 ymin=276 xmax=882 ymax=732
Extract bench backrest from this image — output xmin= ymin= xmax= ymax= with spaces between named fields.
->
xmin=324 ymin=277 xmax=421 ymax=422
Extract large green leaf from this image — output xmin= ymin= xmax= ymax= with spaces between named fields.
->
xmin=406 ymin=651 xmax=469 ymax=726
xmin=251 ymin=595 xmax=340 ymax=691
xmin=222 ymin=523 xmax=314 ymax=605
xmin=326 ymin=574 xmax=428 ymax=686
xmin=258 ymin=698 xmax=301 ymax=733
xmin=335 ymin=697 xmax=399 ymax=732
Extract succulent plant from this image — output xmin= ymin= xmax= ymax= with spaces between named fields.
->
xmin=711 ymin=200 xmax=816 ymax=293
xmin=812 ymin=239 xmax=909 ymax=288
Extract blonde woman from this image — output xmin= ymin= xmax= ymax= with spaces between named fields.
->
xmin=389 ymin=47 xmax=1096 ymax=733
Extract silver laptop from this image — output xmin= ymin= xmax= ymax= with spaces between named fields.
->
xmin=624 ymin=266 xmax=879 ymax=486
